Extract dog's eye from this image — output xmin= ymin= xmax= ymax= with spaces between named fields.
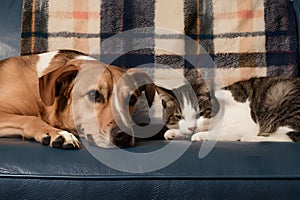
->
xmin=87 ymin=90 xmax=104 ymax=103
xmin=129 ymin=95 xmax=137 ymax=106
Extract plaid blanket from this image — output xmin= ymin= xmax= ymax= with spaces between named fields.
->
xmin=21 ymin=0 xmax=298 ymax=88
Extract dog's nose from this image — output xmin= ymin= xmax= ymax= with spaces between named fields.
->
xmin=111 ymin=127 xmax=134 ymax=147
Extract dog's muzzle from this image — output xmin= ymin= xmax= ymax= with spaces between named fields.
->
xmin=110 ymin=127 xmax=134 ymax=147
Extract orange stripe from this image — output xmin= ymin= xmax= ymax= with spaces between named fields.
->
xmin=49 ymin=11 xmax=99 ymax=20
xmin=73 ymin=0 xmax=89 ymax=53
xmin=31 ymin=0 xmax=36 ymax=54
xmin=238 ymin=10 xmax=253 ymax=18
xmin=214 ymin=10 xmax=264 ymax=20
xmin=73 ymin=11 xmax=89 ymax=19
xmin=197 ymin=0 xmax=200 ymax=46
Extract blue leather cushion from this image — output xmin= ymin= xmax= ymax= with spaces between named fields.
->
xmin=1 ymin=138 xmax=300 ymax=199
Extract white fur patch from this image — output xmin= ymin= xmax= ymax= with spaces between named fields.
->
xmin=75 ymin=55 xmax=97 ymax=61
xmin=191 ymin=131 xmax=209 ymax=141
xmin=192 ymin=90 xmax=293 ymax=142
xmin=241 ymin=126 xmax=293 ymax=142
xmin=37 ymin=51 xmax=59 ymax=77
xmin=36 ymin=52 xmax=96 ymax=77
xmin=191 ymin=90 xmax=259 ymax=141
xmin=197 ymin=117 xmax=211 ymax=132
xmin=179 ymin=95 xmax=198 ymax=135
xmin=58 ymin=131 xmax=80 ymax=147
xmin=164 ymin=129 xmax=187 ymax=140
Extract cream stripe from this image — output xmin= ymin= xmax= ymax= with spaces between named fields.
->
xmin=214 ymin=67 xmax=267 ymax=88
xmin=154 ymin=1 xmax=185 ymax=119
xmin=154 ymin=0 xmax=185 ymax=56
xmin=88 ymin=0 xmax=101 ymax=55
xmin=73 ymin=1 xmax=89 ymax=52
xmin=48 ymin=0 xmax=74 ymax=51
xmin=155 ymin=0 xmax=184 ymax=33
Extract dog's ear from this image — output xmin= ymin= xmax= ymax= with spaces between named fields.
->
xmin=141 ymin=82 xmax=156 ymax=107
xmin=126 ymin=68 xmax=156 ymax=107
xmin=39 ymin=61 xmax=82 ymax=106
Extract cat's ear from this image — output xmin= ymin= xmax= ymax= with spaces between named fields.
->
xmin=192 ymin=78 xmax=220 ymax=117
xmin=156 ymin=86 xmax=176 ymax=108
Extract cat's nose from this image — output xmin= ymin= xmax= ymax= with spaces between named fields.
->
xmin=188 ymin=126 xmax=197 ymax=132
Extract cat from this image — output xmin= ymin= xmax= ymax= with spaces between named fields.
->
xmin=155 ymin=79 xmax=219 ymax=139
xmin=156 ymin=77 xmax=300 ymax=142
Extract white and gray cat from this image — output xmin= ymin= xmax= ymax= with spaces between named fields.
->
xmin=156 ymin=77 xmax=300 ymax=142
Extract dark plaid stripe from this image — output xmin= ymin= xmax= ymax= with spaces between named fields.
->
xmin=21 ymin=0 xmax=33 ymax=55
xmin=100 ymin=0 xmax=155 ymax=68
xmin=215 ymin=53 xmax=267 ymax=68
xmin=21 ymin=0 xmax=32 ymax=36
xmin=123 ymin=0 xmax=155 ymax=67
xmin=93 ymin=0 xmax=124 ymax=61
xmin=49 ymin=32 xmax=100 ymax=38
xmin=21 ymin=0 xmax=49 ymax=55
xmin=184 ymin=0 xmax=214 ymax=54
xmin=264 ymin=0 xmax=298 ymax=76
xmin=293 ymin=0 xmax=300 ymax=72
xmin=155 ymin=55 xmax=185 ymax=69
xmin=123 ymin=0 xmax=155 ymax=30
xmin=184 ymin=0 xmax=214 ymax=83
xmin=100 ymin=0 xmax=124 ymax=36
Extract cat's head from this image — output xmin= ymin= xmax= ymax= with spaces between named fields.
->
xmin=156 ymin=79 xmax=219 ymax=136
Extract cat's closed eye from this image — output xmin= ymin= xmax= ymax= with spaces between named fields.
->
xmin=162 ymin=100 xmax=167 ymax=108
xmin=175 ymin=114 xmax=184 ymax=120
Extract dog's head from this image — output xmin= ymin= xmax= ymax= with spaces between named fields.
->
xmin=39 ymin=59 xmax=155 ymax=148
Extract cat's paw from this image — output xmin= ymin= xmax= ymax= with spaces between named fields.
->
xmin=164 ymin=129 xmax=181 ymax=140
xmin=191 ymin=132 xmax=208 ymax=141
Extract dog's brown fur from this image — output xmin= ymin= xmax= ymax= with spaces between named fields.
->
xmin=0 ymin=50 xmax=155 ymax=148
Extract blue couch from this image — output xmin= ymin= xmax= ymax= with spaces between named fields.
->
xmin=2 ymin=138 xmax=300 ymax=199
xmin=1 ymin=1 xmax=300 ymax=199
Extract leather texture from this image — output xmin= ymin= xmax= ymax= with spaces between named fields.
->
xmin=2 ymin=138 xmax=300 ymax=178
xmin=1 ymin=138 xmax=300 ymax=199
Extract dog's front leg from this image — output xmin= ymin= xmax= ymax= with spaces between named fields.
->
xmin=0 ymin=114 xmax=80 ymax=149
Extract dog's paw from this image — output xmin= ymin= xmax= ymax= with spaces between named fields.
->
xmin=164 ymin=129 xmax=180 ymax=140
xmin=41 ymin=133 xmax=51 ymax=146
xmin=51 ymin=131 xmax=81 ymax=149
xmin=191 ymin=132 xmax=208 ymax=142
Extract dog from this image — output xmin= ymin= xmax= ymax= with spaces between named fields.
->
xmin=0 ymin=50 xmax=155 ymax=149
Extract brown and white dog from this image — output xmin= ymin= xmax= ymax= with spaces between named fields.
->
xmin=0 ymin=50 xmax=155 ymax=149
